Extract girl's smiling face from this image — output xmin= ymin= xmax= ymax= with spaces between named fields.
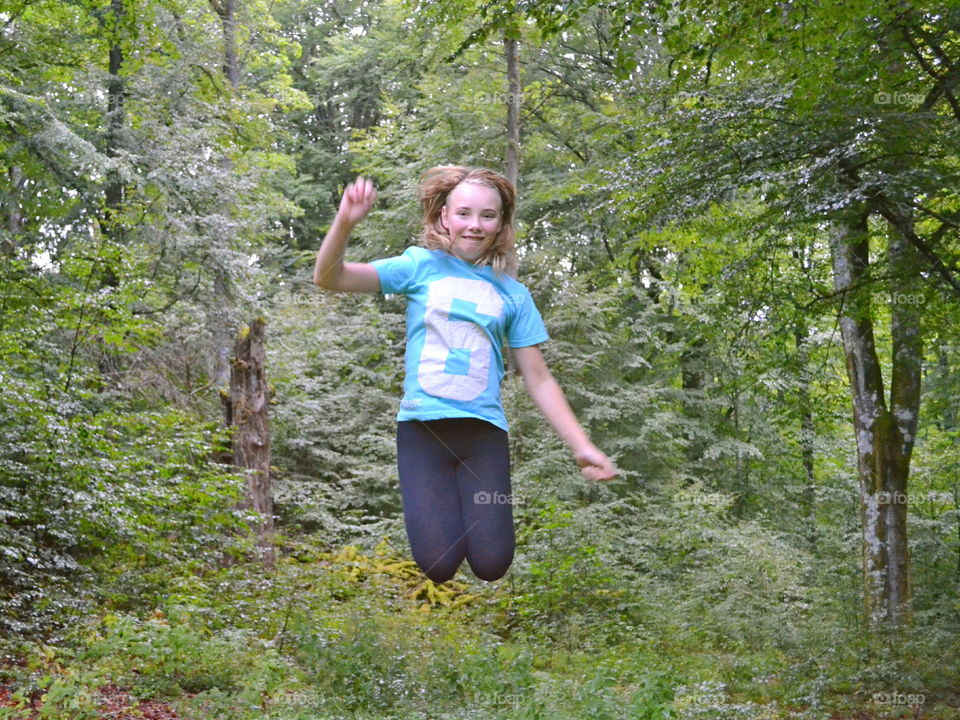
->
xmin=441 ymin=182 xmax=502 ymax=263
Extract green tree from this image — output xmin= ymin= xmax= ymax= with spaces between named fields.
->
xmin=444 ymin=0 xmax=960 ymax=628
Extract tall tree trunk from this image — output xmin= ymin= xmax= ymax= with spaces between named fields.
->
xmin=105 ymin=35 xmax=124 ymax=212
xmin=91 ymin=0 xmax=127 ymax=385
xmin=795 ymin=322 xmax=817 ymax=552
xmin=210 ymin=0 xmax=240 ymax=89
xmin=101 ymin=0 xmax=126 ymax=288
xmin=954 ymin=483 xmax=960 ymax=581
xmin=228 ymin=316 xmax=275 ymax=567
xmin=504 ymin=33 xmax=520 ymax=188
xmin=2 ymin=166 xmax=25 ymax=255
xmin=680 ymin=315 xmax=707 ymax=466
xmin=209 ymin=0 xmax=240 ymax=391
xmin=886 ymin=215 xmax=921 ymax=619
xmin=829 ymin=205 xmax=917 ymax=626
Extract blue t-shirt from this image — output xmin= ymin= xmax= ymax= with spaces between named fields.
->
xmin=370 ymin=246 xmax=549 ymax=432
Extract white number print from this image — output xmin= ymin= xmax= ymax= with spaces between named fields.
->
xmin=418 ymin=277 xmax=504 ymax=401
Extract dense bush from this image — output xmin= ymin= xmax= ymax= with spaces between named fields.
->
xmin=0 ymin=372 xmax=249 ymax=639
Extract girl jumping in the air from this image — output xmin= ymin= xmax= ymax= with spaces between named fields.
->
xmin=313 ymin=166 xmax=616 ymax=583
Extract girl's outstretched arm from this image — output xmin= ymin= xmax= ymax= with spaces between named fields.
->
xmin=314 ymin=176 xmax=381 ymax=292
xmin=510 ymin=345 xmax=617 ymax=482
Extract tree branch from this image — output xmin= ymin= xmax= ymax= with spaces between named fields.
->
xmin=873 ymin=199 xmax=960 ymax=295
xmin=839 ymin=158 xmax=960 ymax=296
xmin=900 ymin=23 xmax=960 ymax=122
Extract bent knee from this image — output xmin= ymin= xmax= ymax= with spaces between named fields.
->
xmin=413 ymin=553 xmax=461 ymax=584
xmin=467 ymin=554 xmax=513 ymax=582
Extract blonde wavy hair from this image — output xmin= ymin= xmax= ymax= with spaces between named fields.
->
xmin=418 ymin=165 xmax=519 ymax=278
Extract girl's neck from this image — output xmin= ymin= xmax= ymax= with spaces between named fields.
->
xmin=447 ymin=249 xmax=489 ymax=268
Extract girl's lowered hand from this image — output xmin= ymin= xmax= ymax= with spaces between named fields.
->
xmin=338 ymin=176 xmax=377 ymax=226
xmin=574 ymin=444 xmax=618 ymax=482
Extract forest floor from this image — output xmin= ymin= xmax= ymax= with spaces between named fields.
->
xmin=1 ymin=539 xmax=954 ymax=720
xmin=0 ymin=683 xmax=900 ymax=720
xmin=0 ymin=683 xmax=183 ymax=719
xmin=0 ymin=682 xmax=922 ymax=720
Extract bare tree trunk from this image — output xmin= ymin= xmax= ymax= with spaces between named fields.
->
xmin=209 ymin=0 xmax=240 ymax=89
xmin=680 ymin=320 xmax=707 ymax=466
xmin=504 ymin=33 xmax=520 ymax=188
xmin=954 ymin=483 xmax=960 ymax=581
xmin=92 ymin=0 xmax=126 ymax=291
xmin=222 ymin=0 xmax=239 ymax=88
xmin=228 ymin=316 xmax=275 ymax=567
xmin=105 ymin=28 xmax=125 ymax=214
xmin=795 ymin=323 xmax=817 ymax=552
xmin=8 ymin=165 xmax=24 ymax=235
xmin=209 ymin=0 xmax=240 ymax=391
xmin=91 ymin=0 xmax=127 ymax=385
xmin=886 ymin=215 xmax=921 ymax=620
xmin=212 ymin=275 xmax=236 ymax=390
xmin=2 ymin=166 xmax=25 ymax=255
xmin=829 ymin=205 xmax=917 ymax=626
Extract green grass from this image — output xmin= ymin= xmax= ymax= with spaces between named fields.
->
xmin=2 ymin=535 xmax=959 ymax=720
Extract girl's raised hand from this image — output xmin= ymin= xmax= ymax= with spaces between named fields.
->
xmin=574 ymin=445 xmax=618 ymax=482
xmin=338 ymin=176 xmax=377 ymax=226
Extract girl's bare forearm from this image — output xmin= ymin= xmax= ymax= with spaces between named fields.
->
xmin=313 ymin=215 xmax=355 ymax=287
xmin=526 ymin=375 xmax=592 ymax=454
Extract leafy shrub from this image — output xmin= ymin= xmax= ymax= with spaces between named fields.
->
xmin=76 ymin=608 xmax=270 ymax=696
xmin=0 ymin=372 xmax=249 ymax=639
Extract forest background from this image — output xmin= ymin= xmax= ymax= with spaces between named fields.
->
xmin=1 ymin=0 xmax=959 ymax=718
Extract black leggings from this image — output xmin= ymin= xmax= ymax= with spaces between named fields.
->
xmin=397 ymin=418 xmax=514 ymax=583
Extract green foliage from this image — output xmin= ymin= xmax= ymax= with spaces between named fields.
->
xmin=79 ymin=608 xmax=275 ymax=696
xmin=0 ymin=369 xmax=250 ymax=637
xmin=2 ymin=0 xmax=960 ymax=718
xmin=265 ymin=285 xmax=405 ymax=541
xmin=3 ymin=523 xmax=960 ymax=718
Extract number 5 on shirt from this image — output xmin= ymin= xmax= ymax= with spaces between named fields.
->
xmin=418 ymin=277 xmax=503 ymax=401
